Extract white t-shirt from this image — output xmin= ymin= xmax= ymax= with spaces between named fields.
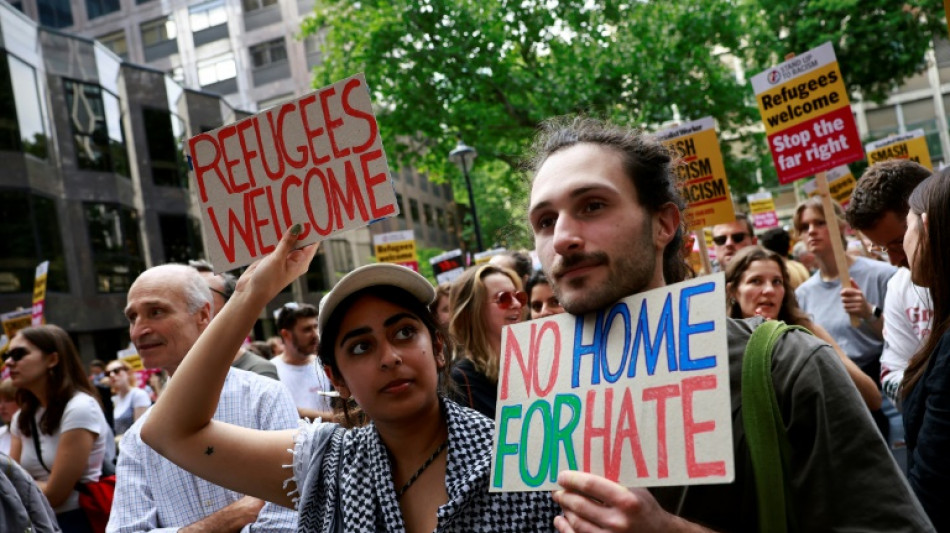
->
xmin=11 ymin=392 xmax=112 ymax=513
xmin=112 ymin=387 xmax=151 ymax=436
xmin=0 ymin=425 xmax=11 ymax=455
xmin=272 ymin=357 xmax=334 ymax=414
xmin=881 ymin=267 xmax=933 ymax=403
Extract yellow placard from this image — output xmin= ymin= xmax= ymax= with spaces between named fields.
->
xmin=755 ymin=62 xmax=849 ymax=136
xmin=1 ymin=309 xmax=32 ymax=341
xmin=748 ymin=197 xmax=776 ymax=214
xmin=866 ymin=131 xmax=933 ymax=170
xmin=657 ymin=117 xmax=736 ymax=232
xmin=375 ymin=240 xmax=417 ymax=263
xmin=121 ymin=354 xmax=144 ymax=371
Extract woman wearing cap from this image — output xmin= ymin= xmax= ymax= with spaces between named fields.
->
xmin=448 ymin=264 xmax=526 ymax=418
xmin=139 ymin=227 xmax=560 ymax=532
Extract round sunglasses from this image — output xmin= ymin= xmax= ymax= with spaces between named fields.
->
xmin=492 ymin=290 xmax=528 ymax=309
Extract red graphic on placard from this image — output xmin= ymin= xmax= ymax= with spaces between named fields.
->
xmin=766 ymin=106 xmax=864 ymax=184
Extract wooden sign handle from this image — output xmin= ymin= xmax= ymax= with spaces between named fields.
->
xmin=815 ymin=172 xmax=860 ymax=327
xmin=694 ymin=229 xmax=712 ymax=275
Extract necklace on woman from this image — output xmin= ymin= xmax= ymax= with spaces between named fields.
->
xmin=396 ymin=439 xmax=449 ymax=499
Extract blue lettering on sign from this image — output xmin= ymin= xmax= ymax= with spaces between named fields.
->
xmin=572 ymin=310 xmax=604 ymax=387
xmin=628 ymin=294 xmax=677 ymax=377
xmin=679 ymin=282 xmax=716 ymax=370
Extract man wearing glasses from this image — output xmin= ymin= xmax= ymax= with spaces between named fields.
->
xmin=846 ymin=160 xmax=933 ymax=404
xmin=711 ymin=213 xmax=757 ymax=268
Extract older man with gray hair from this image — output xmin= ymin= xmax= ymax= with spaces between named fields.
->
xmin=107 ymin=264 xmax=298 ymax=533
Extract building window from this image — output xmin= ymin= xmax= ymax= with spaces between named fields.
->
xmin=0 ymin=190 xmax=68 ymax=293
xmin=395 ymin=193 xmax=404 ymax=218
xmin=435 ymin=207 xmax=446 ymax=228
xmin=189 ymin=0 xmax=227 ymax=31
xmin=197 ymin=53 xmax=237 ymax=86
xmin=63 ymin=79 xmax=129 ymax=176
xmin=86 ymin=0 xmax=120 ymax=20
xmin=242 ymin=0 xmax=276 ymax=11
xmin=419 ymin=172 xmax=429 ymax=192
xmin=402 ymin=167 xmax=415 ymax=186
xmin=250 ymin=38 xmax=287 ymax=68
xmin=159 ymin=214 xmax=204 ymax=263
xmin=0 ymin=53 xmax=48 ymax=159
xmin=37 ymin=0 xmax=73 ymax=28
xmin=98 ymin=30 xmax=128 ymax=59
xmin=306 ymin=248 xmax=329 ymax=293
xmin=409 ymin=198 xmax=420 ymax=223
xmin=84 ymin=203 xmax=145 ymax=293
xmin=423 ymin=203 xmax=433 ymax=227
xmin=143 ymin=107 xmax=186 ymax=187
xmin=141 ymin=16 xmax=176 ymax=47
xmin=329 ymin=239 xmax=354 ymax=274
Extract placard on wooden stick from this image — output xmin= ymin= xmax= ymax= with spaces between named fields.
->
xmin=187 ymin=73 xmax=398 ymax=272
xmin=491 ymin=274 xmax=733 ymax=492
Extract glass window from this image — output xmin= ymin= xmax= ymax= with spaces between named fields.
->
xmin=141 ymin=16 xmax=177 ymax=47
xmin=98 ymin=30 xmax=128 ymax=58
xmin=84 ymin=203 xmax=145 ymax=293
xmin=0 ymin=190 xmax=68 ymax=293
xmin=419 ymin=172 xmax=429 ymax=192
xmin=189 ymin=0 xmax=227 ymax=31
xmin=63 ymin=79 xmax=128 ymax=176
xmin=306 ymin=248 xmax=329 ymax=292
xmin=402 ymin=167 xmax=415 ymax=185
xmin=329 ymin=239 xmax=354 ymax=274
xmin=159 ymin=214 xmax=204 ymax=263
xmin=423 ymin=203 xmax=433 ymax=226
xmin=37 ymin=0 xmax=73 ymax=28
xmin=86 ymin=0 xmax=120 ymax=20
xmin=249 ymin=38 xmax=287 ymax=68
xmin=242 ymin=0 xmax=277 ymax=12
xmin=409 ymin=198 xmax=420 ymax=223
xmin=197 ymin=53 xmax=237 ymax=86
xmin=143 ymin=107 xmax=185 ymax=187
xmin=435 ymin=207 xmax=445 ymax=228
xmin=0 ymin=53 xmax=49 ymax=159
xmin=395 ymin=193 xmax=404 ymax=218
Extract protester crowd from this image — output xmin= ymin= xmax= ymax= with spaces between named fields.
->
xmin=1 ymin=118 xmax=948 ymax=532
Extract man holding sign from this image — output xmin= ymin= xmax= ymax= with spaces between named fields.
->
xmin=526 ymin=117 xmax=930 ymax=532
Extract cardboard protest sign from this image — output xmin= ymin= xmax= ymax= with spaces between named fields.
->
xmin=655 ymin=118 xmax=735 ymax=231
xmin=865 ymin=129 xmax=933 ymax=170
xmin=491 ymin=274 xmax=733 ymax=492
xmin=1 ymin=309 xmax=31 ymax=342
xmin=802 ymin=164 xmax=856 ymax=207
xmin=752 ymin=42 xmax=863 ymax=184
xmin=32 ymin=260 xmax=48 ymax=326
xmin=373 ymin=230 xmax=418 ymax=272
xmin=474 ymin=248 xmax=507 ymax=265
xmin=430 ymin=249 xmax=465 ymax=284
xmin=187 ymin=73 xmax=398 ymax=271
xmin=747 ymin=192 xmax=779 ymax=230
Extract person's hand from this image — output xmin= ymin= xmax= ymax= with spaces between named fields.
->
xmin=227 ymin=496 xmax=266 ymax=530
xmin=233 ymin=224 xmax=319 ymax=303
xmin=840 ymin=280 xmax=872 ymax=319
xmin=552 ymin=471 xmax=676 ymax=533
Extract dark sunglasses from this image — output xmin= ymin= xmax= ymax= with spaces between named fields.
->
xmin=712 ymin=232 xmax=747 ymax=246
xmin=3 ymin=347 xmax=29 ymax=363
xmin=106 ymin=368 xmax=127 ymax=376
xmin=493 ymin=290 xmax=528 ymax=310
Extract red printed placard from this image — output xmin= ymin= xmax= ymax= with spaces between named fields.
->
xmin=187 ymin=73 xmax=398 ymax=271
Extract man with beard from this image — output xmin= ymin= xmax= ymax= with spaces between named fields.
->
xmin=274 ymin=303 xmax=334 ymax=420
xmin=526 ymin=117 xmax=931 ymax=532
xmin=711 ymin=214 xmax=757 ymax=268
xmin=109 ymin=264 xmax=298 ymax=533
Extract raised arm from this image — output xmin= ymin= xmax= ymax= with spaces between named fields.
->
xmin=140 ymin=225 xmax=318 ymax=507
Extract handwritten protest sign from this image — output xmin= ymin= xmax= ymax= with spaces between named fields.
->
xmin=752 ymin=42 xmax=864 ymax=184
xmin=865 ymin=129 xmax=933 ymax=170
xmin=655 ymin=118 xmax=735 ymax=231
xmin=491 ymin=274 xmax=733 ymax=491
xmin=187 ymin=73 xmax=398 ymax=271
xmin=803 ymin=164 xmax=856 ymax=207
xmin=747 ymin=191 xmax=779 ymax=230
xmin=373 ymin=230 xmax=418 ymax=272
xmin=430 ymin=249 xmax=465 ymax=284
xmin=32 ymin=261 xmax=48 ymax=326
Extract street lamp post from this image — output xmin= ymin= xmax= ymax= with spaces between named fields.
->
xmin=448 ymin=138 xmax=484 ymax=253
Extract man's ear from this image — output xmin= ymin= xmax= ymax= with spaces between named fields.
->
xmin=653 ymin=202 xmax=681 ymax=250
xmin=196 ymin=302 xmax=212 ymax=329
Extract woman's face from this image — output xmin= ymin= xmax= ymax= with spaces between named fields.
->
xmin=6 ymin=335 xmax=55 ymax=391
xmin=733 ymin=260 xmax=785 ymax=320
xmin=330 ymin=295 xmax=442 ymax=424
xmin=481 ymin=273 xmax=524 ymax=342
xmin=435 ymin=295 xmax=451 ymax=328
xmin=904 ymin=211 xmax=926 ymax=286
xmin=798 ymin=207 xmax=832 ymax=256
xmin=529 ymin=282 xmax=564 ymax=319
xmin=106 ymin=364 xmax=130 ymax=391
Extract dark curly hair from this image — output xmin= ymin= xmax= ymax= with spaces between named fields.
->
xmin=846 ymin=160 xmax=931 ymax=231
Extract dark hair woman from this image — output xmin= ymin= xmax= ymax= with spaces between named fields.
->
xmin=900 ymin=169 xmax=950 ymax=530
xmin=725 ymin=247 xmax=881 ymax=411
xmin=7 ymin=324 xmax=114 ymax=533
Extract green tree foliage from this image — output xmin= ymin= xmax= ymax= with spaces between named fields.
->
xmin=302 ymin=0 xmax=944 ymax=249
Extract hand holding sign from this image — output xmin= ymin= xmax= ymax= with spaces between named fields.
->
xmin=234 ymin=224 xmax=319 ymax=306
xmin=553 ymin=471 xmax=678 ymax=533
